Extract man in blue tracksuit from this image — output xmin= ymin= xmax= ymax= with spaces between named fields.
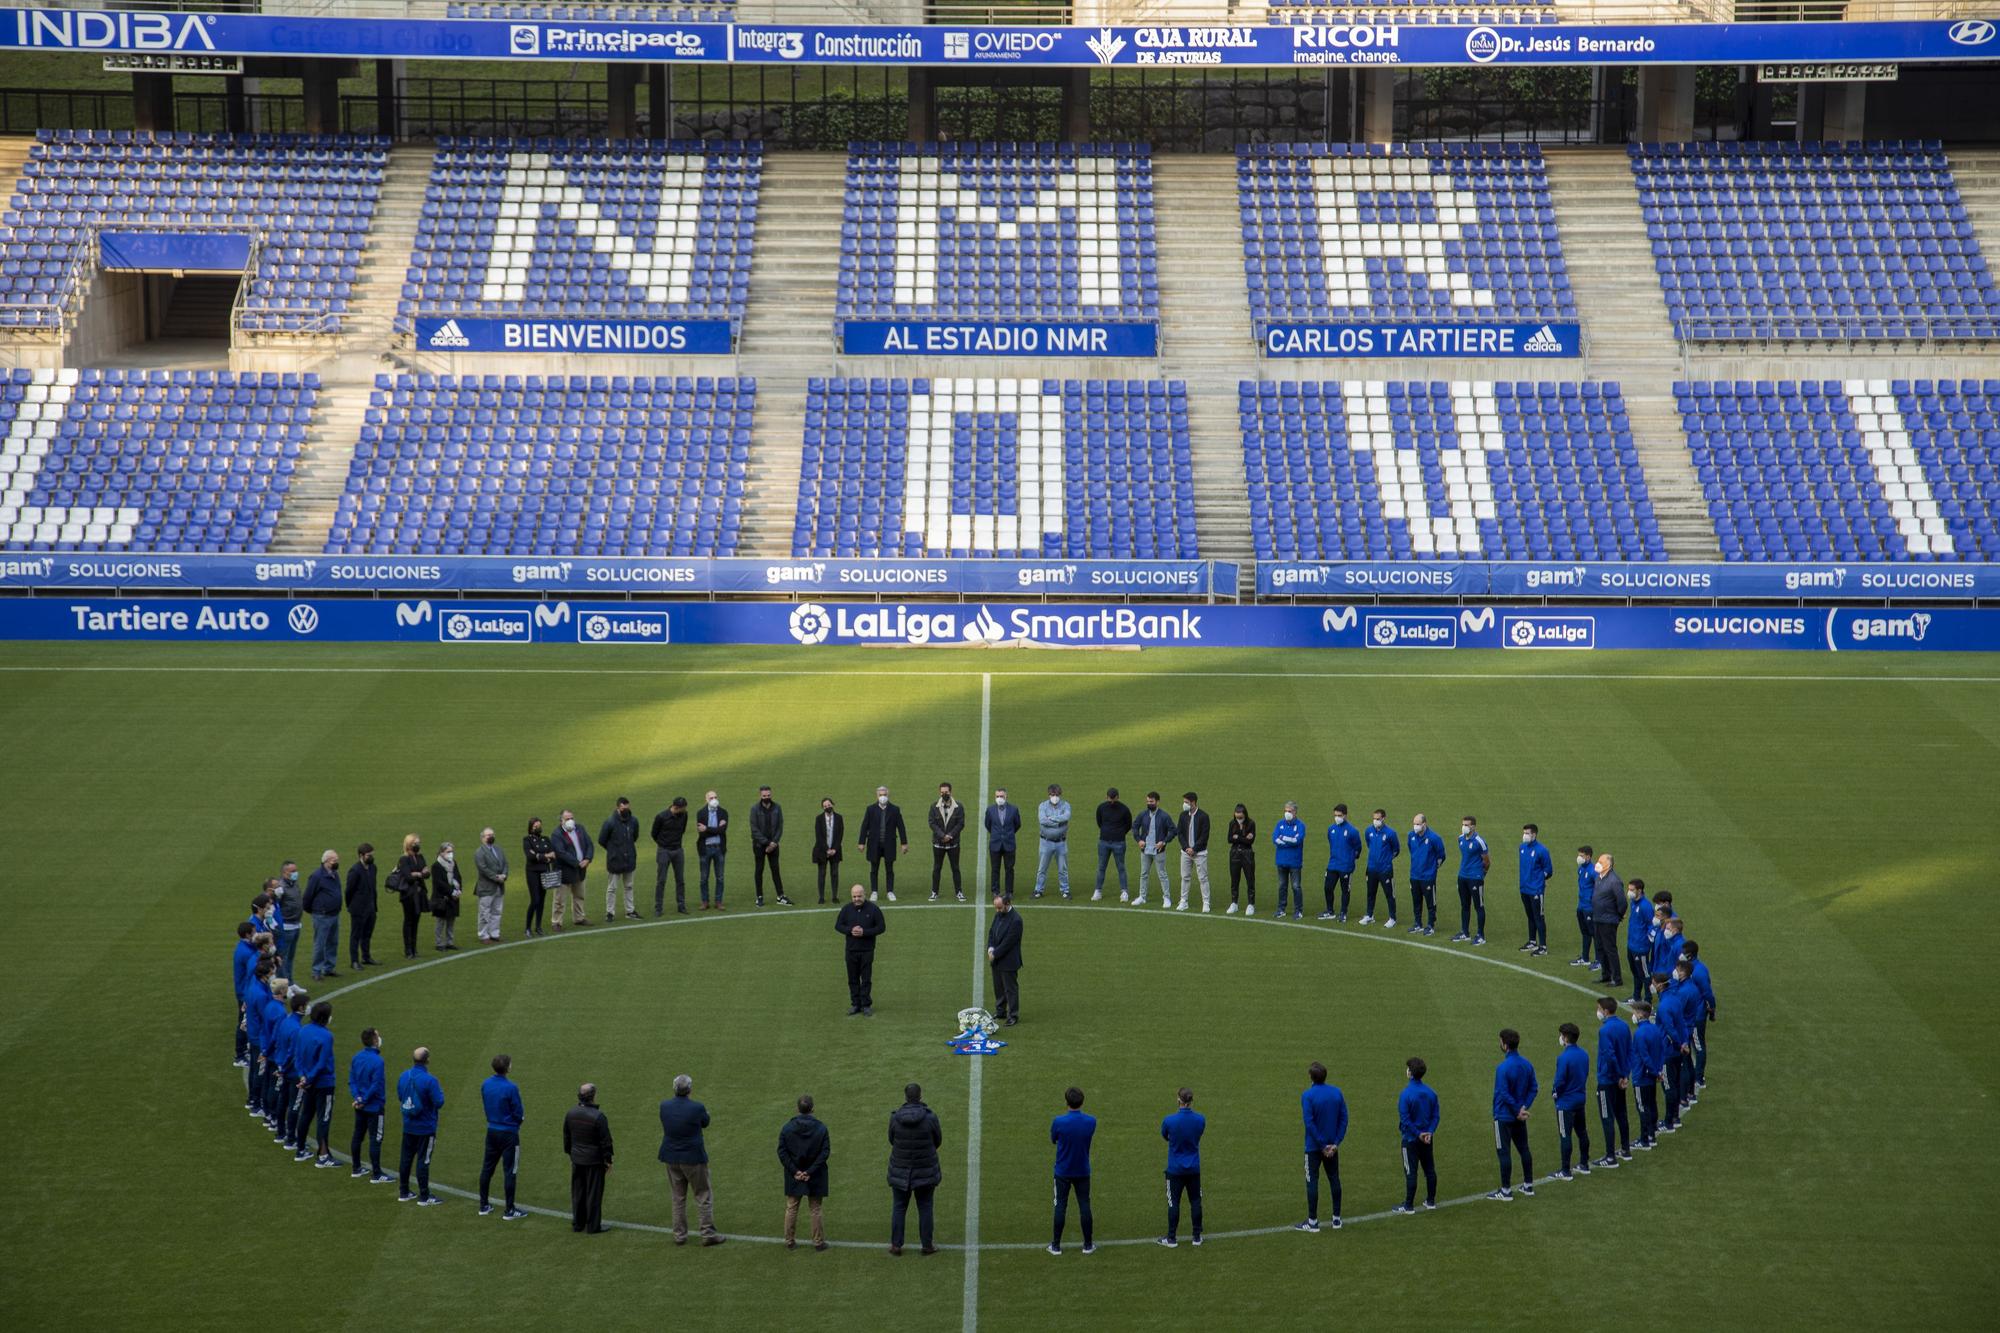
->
xmin=479 ymin=1053 xmax=526 ymax=1217
xmin=1624 ymin=878 xmax=1653 ymax=1004
xmin=1681 ymin=940 xmax=1717 ymax=1090
xmin=1572 ymin=846 xmax=1598 ymax=967
xmin=242 ymin=960 xmax=275 ymax=1111
xmin=233 ymin=923 xmax=258 ymax=1066
xmin=292 ymin=1001 xmax=339 ymax=1167
xmin=1487 ymin=1029 xmax=1537 ymax=1201
xmin=1404 ymin=814 xmax=1446 ymax=937
xmin=1271 ymin=803 xmax=1307 ymax=920
xmin=273 ymin=992 xmax=307 ymax=1148
xmin=348 ymin=1026 xmax=390 ymax=1182
xmin=1549 ymin=1022 xmax=1591 ymax=1181
xmin=1631 ymin=1000 xmax=1668 ymax=1147
xmin=397 ymin=1047 xmax=446 ymax=1204
xmin=1517 ymin=824 xmax=1553 ymax=955
xmin=1322 ymin=804 xmax=1361 ymax=921
xmin=1652 ymin=970 xmax=1692 ymax=1131
xmin=1049 ymin=1086 xmax=1096 ymax=1254
xmin=1650 ymin=912 xmax=1685 ymax=983
xmin=1454 ymin=816 xmax=1490 ymax=943
xmin=1156 ymin=1088 xmax=1204 ymax=1247
xmin=1295 ymin=1062 xmax=1347 ymax=1232
xmin=1594 ymin=996 xmax=1633 ymax=1163
xmin=1360 ymin=809 xmax=1400 ymax=927
xmin=1393 ymin=1057 xmax=1440 ymax=1213
xmin=1663 ymin=961 xmax=1702 ymax=1116
xmin=258 ymin=982 xmax=289 ymax=1129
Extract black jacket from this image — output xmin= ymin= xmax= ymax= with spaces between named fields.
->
xmin=431 ymin=857 xmax=463 ymax=919
xmin=811 ymin=811 xmax=845 ymax=864
xmin=778 ymin=1113 xmax=830 ymax=1198
xmin=598 ymin=810 xmax=640 ymax=874
xmin=522 ymin=831 xmax=556 ymax=885
xmin=651 ymin=807 xmax=687 ymax=852
xmin=987 ymin=908 xmax=1023 ymax=972
xmin=928 ymin=798 xmax=965 ymax=849
xmin=554 ymin=824 xmax=594 ymax=884
xmin=393 ymin=853 xmax=429 ymax=904
xmin=1177 ymin=808 xmax=1211 ymax=854
xmin=344 ymin=860 xmax=378 ymax=917
xmin=859 ymin=802 xmax=907 ymax=858
xmin=750 ymin=800 xmax=784 ymax=850
xmin=835 ymin=900 xmax=886 ymax=954
xmin=695 ymin=804 xmax=729 ymax=855
xmin=564 ymin=1103 xmax=614 ymax=1166
xmin=303 ymin=865 xmax=343 ymax=916
xmin=886 ymin=1100 xmax=943 ymax=1191
xmin=1592 ymin=870 xmax=1628 ymax=925
xmin=1095 ymin=800 xmax=1133 ymax=842
xmin=1226 ymin=815 xmax=1257 ymax=858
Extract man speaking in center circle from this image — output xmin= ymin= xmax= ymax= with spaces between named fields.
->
xmin=987 ymin=891 xmax=1023 ymax=1026
xmin=835 ymin=883 xmax=887 ymax=1016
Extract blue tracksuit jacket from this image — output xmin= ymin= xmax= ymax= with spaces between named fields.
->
xmin=1458 ymin=831 xmax=1490 ymax=881
xmin=1406 ymin=827 xmax=1446 ymax=881
xmin=1161 ymin=1108 xmax=1204 ymax=1175
xmin=482 ymin=1074 xmax=524 ymax=1133
xmin=1518 ymin=840 xmax=1553 ymax=895
xmin=1325 ymin=820 xmax=1361 ymax=873
xmin=398 ymin=1066 xmax=445 ymax=1134
xmin=1597 ymin=1016 xmax=1633 ymax=1085
xmin=1492 ymin=1051 xmax=1538 ymax=1121
xmin=1398 ymin=1081 xmax=1441 ymax=1142
xmin=1301 ymin=1082 xmax=1348 ymax=1153
xmin=293 ymin=1023 xmax=336 ymax=1090
xmin=1364 ymin=823 xmax=1401 ymax=875
xmin=1553 ymin=1044 xmax=1589 ymax=1111
xmin=1632 ymin=1020 xmax=1669 ymax=1083
xmin=1576 ymin=861 xmax=1598 ymax=913
xmin=348 ymin=1047 xmax=386 ymax=1112
xmin=1271 ymin=818 xmax=1306 ymax=869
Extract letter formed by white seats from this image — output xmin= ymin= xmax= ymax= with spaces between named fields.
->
xmin=1342 ymin=380 xmax=1498 ymax=556
xmin=1312 ymin=158 xmax=1495 ymax=310
xmin=902 ymin=378 xmax=1065 ymax=555
xmin=0 ymin=375 xmax=138 ymax=547
xmin=1844 ymin=380 xmax=1952 ymax=556
xmin=481 ymin=151 xmax=695 ymax=306
xmin=894 ymin=156 xmax=1120 ymax=310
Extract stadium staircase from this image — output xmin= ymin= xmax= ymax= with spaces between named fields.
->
xmin=734 ymin=151 xmax=846 ymax=558
xmin=1950 ymin=147 xmax=2000 ymax=283
xmin=0 ymin=137 xmax=33 ymax=208
xmin=1543 ymin=148 xmax=1719 ymax=561
xmin=268 ymin=380 xmax=368 ymax=553
xmin=340 ymin=143 xmax=433 ymax=358
xmin=1152 ymin=154 xmax=1257 ymax=565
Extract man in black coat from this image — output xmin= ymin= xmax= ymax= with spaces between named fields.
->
xmin=651 ymin=797 xmax=688 ymax=916
xmin=928 ymin=782 xmax=966 ymax=903
xmin=695 ymin=790 xmax=729 ymax=911
xmin=778 ymin=1093 xmax=831 ymax=1251
xmin=344 ymin=842 xmax=379 ymax=968
xmin=598 ymin=797 xmax=641 ymax=922
xmin=810 ymin=797 xmax=844 ymax=905
xmin=834 ymin=882 xmax=887 ymax=1016
xmin=858 ymin=786 xmax=909 ymax=903
xmin=1590 ymin=853 xmax=1628 ymax=989
xmin=750 ymin=785 xmax=790 ymax=908
xmin=564 ymin=1082 xmax=614 ymax=1235
xmin=986 ymin=892 xmax=1023 ymax=1025
xmin=886 ymin=1082 xmax=943 ymax=1256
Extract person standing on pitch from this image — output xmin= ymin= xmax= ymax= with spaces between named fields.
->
xmin=293 ymin=1000 xmax=339 ymax=1168
xmin=1224 ymin=804 xmax=1257 ymax=916
xmin=1034 ymin=784 xmax=1072 ymax=901
xmin=1591 ymin=853 xmax=1626 ymax=989
xmin=304 ymin=851 xmax=343 ymax=982
xmin=552 ymin=812 xmax=592 ymax=928
xmin=1680 ymin=939 xmax=1717 ymax=1092
xmin=984 ymin=789 xmax=1021 ymax=900
xmin=1360 ymin=809 xmax=1400 ymax=929
xmin=1623 ymin=878 xmax=1652 ymax=1005
xmin=347 ymin=1026 xmax=390 ymax=1183
xmin=811 ymin=797 xmax=845 ymax=906
xmin=1549 ymin=1023 xmax=1592 ymax=1182
xmin=1404 ymin=814 xmax=1446 ymax=937
xmin=1454 ymin=815 xmax=1490 ymax=943
xmin=1487 ymin=1029 xmax=1537 ymax=1202
xmin=233 ymin=921 xmax=257 ymax=1066
xmin=1295 ymin=1061 xmax=1347 ymax=1233
xmin=859 ymin=786 xmax=907 ymax=903
xmin=651 ymin=796 xmax=689 ymax=915
xmin=778 ymin=1093 xmax=831 ymax=1251
xmin=1631 ymin=1000 xmax=1668 ymax=1148
xmin=565 ymin=1082 xmax=613 ymax=1234
xmin=1272 ymin=802 xmax=1306 ymax=920
xmin=1659 ymin=962 xmax=1699 ymax=1124
xmin=928 ymin=782 xmax=965 ymax=903
xmin=1595 ymin=996 xmax=1633 ymax=1165
xmin=1322 ymin=803 xmax=1361 ymax=922
xmin=987 ymin=891 xmax=1023 ymax=1026
xmin=479 ymin=1053 xmax=525 ymax=1218
xmin=659 ymin=1073 xmax=723 ymax=1247
xmin=751 ymin=785 xmax=791 ymax=908
xmin=695 ymin=791 xmax=728 ymax=910
xmin=344 ymin=843 xmax=379 ymax=969
xmin=836 ymin=883 xmax=886 ymax=1016
xmin=473 ymin=828 xmax=508 ymax=944
xmin=1393 ymin=1057 xmax=1441 ymax=1214
xmin=887 ymin=1082 xmax=943 ymax=1256
xmin=1049 ymin=1087 xmax=1096 ymax=1255
xmin=1131 ymin=792 xmax=1174 ymax=907
xmin=1175 ymin=792 xmax=1211 ymax=913
xmin=522 ymin=818 xmax=556 ymax=937
xmin=1572 ymin=845 xmax=1598 ymax=968
xmin=430 ymin=841 xmax=463 ymax=952
xmin=274 ymin=862 xmax=305 ymax=979
xmin=396 ymin=1046 xmax=445 ymax=1206
xmin=599 ymin=797 xmax=641 ymax=921
xmin=1156 ymin=1088 xmax=1205 ymax=1248
xmin=1517 ymin=824 xmax=1553 ymax=956
xmin=1093 ymin=788 xmax=1131 ymax=903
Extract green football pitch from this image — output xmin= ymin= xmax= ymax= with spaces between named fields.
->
xmin=1 ymin=642 xmax=1995 ymax=1330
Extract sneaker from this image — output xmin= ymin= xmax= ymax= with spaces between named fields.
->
xmin=1191 ymin=1235 xmax=1203 ymax=1247
xmin=1080 ymin=1243 xmax=1095 ymax=1255
xmin=1617 ymin=1149 xmax=1633 ymax=1161
xmin=1409 ymin=924 xmax=1426 ymax=935
xmin=418 ymin=1196 xmax=443 ymax=1207
xmin=886 ymin=891 xmax=897 ymax=903
xmin=314 ymin=1156 xmax=341 ymax=1169
xmin=350 ymin=1167 xmax=368 ymax=1179
xmin=1225 ymin=903 xmax=1238 ymax=914
xmin=1292 ymin=912 xmax=1303 ymax=921
xmin=1696 ymin=1078 xmax=1708 ymax=1090
xmin=1155 ymin=1236 xmax=1178 ymax=1248
xmin=1091 ymin=891 xmax=1102 ymax=902
xmin=777 ymin=897 xmax=793 ymax=907
xmin=1450 ymin=932 xmax=1469 ymax=942
xmin=1292 ymin=1220 xmax=1319 ymax=1233
xmin=1359 ymin=915 xmax=1375 ymax=926
xmin=1519 ymin=1183 xmax=1536 ymax=1197
xmin=1569 ymin=957 xmax=1587 ymax=967
xmin=1518 ymin=941 xmax=1536 ymax=952
xmin=1547 ymin=1170 xmax=1573 ymax=1183
xmin=1330 ymin=1216 xmax=1342 ymax=1230
xmin=1047 ymin=1244 xmax=1061 ymax=1256
xmin=867 ymin=892 xmax=876 ymax=903
xmin=1390 ymin=1204 xmax=1416 ymax=1216
xmin=929 ymin=893 xmax=940 ymax=902
xmin=1384 ymin=918 xmax=1397 ymax=930
xmin=1273 ymin=908 xmax=1288 ymax=919
xmin=1200 ymin=904 xmax=1211 ymax=914
xmin=1487 ymin=1188 xmax=1513 ymax=1202
xmin=232 ymin=1057 xmax=249 ymax=1068
xmin=1424 ymin=926 xmax=1436 ymax=936
xmin=1118 ymin=892 xmax=1129 ymax=903
xmin=1534 ymin=946 xmax=1549 ymax=957
xmin=480 ymin=1204 xmax=494 ymax=1216
xmin=1636 ymin=1139 xmax=1655 ymax=1151
xmin=1033 ymin=890 xmax=1044 ymax=900
xmin=1131 ymin=898 xmax=1146 ymax=907
xmin=1337 ymin=913 xmax=1348 ymax=924
xmin=1596 ymin=1156 xmax=1620 ymax=1169
xmin=370 ymin=1173 xmax=395 ymax=1184
xmin=293 ymin=1150 xmax=313 ymax=1163
xmin=1473 ymin=935 xmax=1486 ymax=945
xmin=955 ymin=892 xmax=966 ymax=903
xmin=1175 ymin=901 xmax=1187 ymax=912
xmin=1577 ymin=1163 xmax=1593 ymax=1175
xmin=1319 ymin=911 xmax=1336 ymax=921
xmin=1423 ymin=1200 xmax=1436 ymax=1211
xmin=503 ymin=1208 xmax=528 ymax=1220
xmin=626 ymin=912 xmax=642 ymax=921
xmin=398 ymin=1192 xmax=417 ymax=1203
xmin=1660 ymin=1123 xmax=1678 ymax=1134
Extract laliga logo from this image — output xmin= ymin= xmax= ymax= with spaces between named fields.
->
xmin=445 ymin=613 xmax=474 ymax=641
xmin=1320 ymin=606 xmax=1357 ymax=633
xmin=1371 ymin=619 xmax=1399 ymax=646
xmin=583 ymin=614 xmax=612 ymax=642
xmin=1087 ymin=29 xmax=1127 ymax=65
xmin=533 ymin=602 xmax=571 ymax=627
xmin=394 ymin=600 xmax=433 ymax=626
xmin=1459 ymin=608 xmax=1495 ymax=633
xmin=1510 ymin=619 xmax=1538 ymax=647
xmin=962 ymin=608 xmax=1007 ymax=643
xmin=1465 ymin=26 xmax=1502 ymax=63
xmin=286 ymin=605 xmax=319 ymax=636
xmin=509 ymin=24 xmax=540 ymax=55
xmin=789 ymin=602 xmax=831 ymax=645
xmin=1949 ymin=20 xmax=1995 ymax=45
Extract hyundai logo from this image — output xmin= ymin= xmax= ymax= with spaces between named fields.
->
xmin=1949 ymin=19 xmax=1995 ymax=45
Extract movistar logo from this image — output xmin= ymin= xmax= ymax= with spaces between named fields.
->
xmin=1320 ymin=606 xmax=1357 ymax=633
xmin=533 ymin=602 xmax=572 ymax=627
xmin=394 ymin=600 xmax=433 ymax=627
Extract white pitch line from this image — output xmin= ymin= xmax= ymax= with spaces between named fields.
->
xmin=963 ymin=673 xmax=992 ymax=1333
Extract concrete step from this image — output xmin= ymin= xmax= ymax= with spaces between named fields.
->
xmin=269 ymin=378 xmax=374 ymax=553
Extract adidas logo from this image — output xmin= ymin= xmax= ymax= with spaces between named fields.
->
xmin=1522 ymin=324 xmax=1564 ymax=354
xmin=428 ymin=319 xmax=470 ymax=349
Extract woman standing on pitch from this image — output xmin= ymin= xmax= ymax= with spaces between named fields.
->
xmin=393 ymin=834 xmax=429 ymax=960
xmin=431 ymin=841 xmax=464 ymax=952
xmin=523 ymin=817 xmax=556 ymax=937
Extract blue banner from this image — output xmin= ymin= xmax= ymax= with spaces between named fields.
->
xmin=9 ymin=11 xmax=1996 ymax=69
xmin=839 ymin=320 xmax=1159 ymax=358
xmin=1261 ymin=321 xmax=1581 ymax=360
xmin=1258 ymin=561 xmax=2000 ymax=600
xmin=414 ymin=316 xmax=733 ymax=356
xmin=7 ymin=599 xmax=1999 ymax=652
xmin=97 ymin=230 xmax=250 ymax=272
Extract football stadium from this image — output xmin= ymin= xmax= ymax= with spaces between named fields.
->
xmin=0 ymin=2 xmax=1996 ymax=1328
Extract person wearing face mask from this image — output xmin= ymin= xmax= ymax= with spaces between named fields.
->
xmin=1622 ymin=878 xmax=1651 ymax=1005
xmin=1033 ymin=784 xmax=1072 ymax=902
xmin=811 ymin=797 xmax=845 ymax=905
xmin=273 ymin=861 xmax=305 ymax=979
xmin=1271 ymin=802 xmax=1306 ymax=921
xmin=1130 ymin=791 xmax=1174 ymax=908
xmin=392 ymin=834 xmax=429 ymax=960
xmin=1359 ymin=809 xmax=1400 ymax=930
xmin=1589 ymin=853 xmax=1626 ymax=990
xmin=1453 ymin=816 xmax=1490 ymax=945
xmin=430 ymin=841 xmax=464 ymax=952
xmin=1174 ymin=792 xmax=1210 ymax=914
xmin=522 ymin=818 xmax=556 ymax=938
xmin=1571 ymin=845 xmax=1599 ymax=969
xmin=1093 ymin=787 xmax=1131 ymax=904
xmin=599 ymin=797 xmax=642 ymax=922
xmin=695 ymin=791 xmax=729 ymax=910
xmin=1321 ymin=804 xmax=1361 ymax=923
xmin=928 ymin=782 xmax=965 ymax=903
xmin=984 ymin=789 xmax=1021 ymax=899
xmin=1517 ymin=823 xmax=1552 ymax=957
xmin=836 ymin=882 xmax=888 ymax=1016
xmin=473 ymin=828 xmax=509 ymax=944
xmin=344 ymin=842 xmax=380 ymax=969
xmin=303 ymin=851 xmax=343 ymax=982
xmin=858 ymin=786 xmax=908 ymax=903
xmin=1404 ymin=814 xmax=1445 ymax=937
xmin=1224 ymin=804 xmax=1256 ymax=916
xmin=750 ymin=785 xmax=791 ymax=909
xmin=552 ymin=810 xmax=594 ymax=929
xmin=651 ymin=797 xmax=689 ymax=916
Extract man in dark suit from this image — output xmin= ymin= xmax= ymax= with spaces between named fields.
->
xmin=1590 ymin=853 xmax=1628 ymax=989
xmin=986 ymin=892 xmax=1023 ymax=1026
xmin=658 ymin=1074 xmax=723 ymax=1246
xmin=552 ymin=809 xmax=594 ymax=929
xmin=598 ymin=796 xmax=641 ymax=921
xmin=858 ymin=786 xmax=908 ymax=903
xmin=344 ymin=842 xmax=379 ymax=968
xmin=564 ymin=1082 xmax=614 ymax=1234
xmin=928 ymin=781 xmax=966 ymax=902
xmin=984 ymin=789 xmax=1022 ymax=901
xmin=651 ymin=796 xmax=689 ymax=916
xmin=750 ymin=785 xmax=790 ymax=908
xmin=810 ymin=797 xmax=845 ymax=905
xmin=835 ymin=882 xmax=887 ymax=1016
xmin=778 ymin=1093 xmax=831 ymax=1251
xmin=695 ymin=790 xmax=729 ymax=911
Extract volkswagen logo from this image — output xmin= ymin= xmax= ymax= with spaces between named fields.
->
xmin=1949 ymin=19 xmax=1995 ymax=45
xmin=286 ymin=604 xmax=319 ymax=635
